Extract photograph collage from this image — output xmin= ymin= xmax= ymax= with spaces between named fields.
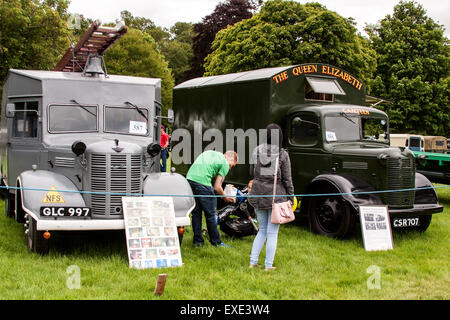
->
xmin=122 ymin=197 xmax=182 ymax=269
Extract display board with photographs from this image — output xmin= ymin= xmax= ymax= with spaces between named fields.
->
xmin=122 ymin=197 xmax=182 ymax=269
xmin=359 ymin=205 xmax=394 ymax=251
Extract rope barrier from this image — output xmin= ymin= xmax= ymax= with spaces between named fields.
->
xmin=1 ymin=184 xmax=449 ymax=198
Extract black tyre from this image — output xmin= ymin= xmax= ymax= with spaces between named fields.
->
xmin=15 ymin=190 xmax=25 ymax=223
xmin=26 ymin=217 xmax=49 ymax=255
xmin=5 ymin=193 xmax=15 ymax=218
xmin=414 ymin=215 xmax=432 ymax=232
xmin=308 ymin=194 xmax=355 ymax=239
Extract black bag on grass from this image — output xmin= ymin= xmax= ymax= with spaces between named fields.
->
xmin=220 ymin=217 xmax=257 ymax=238
xmin=217 ymin=187 xmax=258 ymax=238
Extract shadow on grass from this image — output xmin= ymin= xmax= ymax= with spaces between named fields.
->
xmin=49 ymin=230 xmax=128 ymax=258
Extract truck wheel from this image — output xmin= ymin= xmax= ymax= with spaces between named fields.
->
xmin=5 ymin=193 xmax=15 ymax=218
xmin=25 ymin=216 xmax=49 ymax=255
xmin=308 ymin=195 xmax=355 ymax=239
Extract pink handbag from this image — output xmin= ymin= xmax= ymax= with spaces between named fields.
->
xmin=271 ymin=156 xmax=295 ymax=224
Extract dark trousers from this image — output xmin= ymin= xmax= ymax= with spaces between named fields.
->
xmin=160 ymin=148 xmax=168 ymax=172
xmin=188 ymin=180 xmax=222 ymax=245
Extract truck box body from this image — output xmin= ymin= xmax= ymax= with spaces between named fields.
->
xmin=173 ymin=64 xmax=365 ymax=185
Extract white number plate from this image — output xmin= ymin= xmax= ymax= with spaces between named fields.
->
xmin=40 ymin=207 xmax=91 ymax=217
xmin=392 ymin=217 xmax=420 ymax=228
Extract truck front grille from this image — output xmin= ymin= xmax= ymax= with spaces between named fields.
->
xmin=90 ymin=153 xmax=142 ymax=218
xmin=384 ymin=157 xmax=415 ymax=208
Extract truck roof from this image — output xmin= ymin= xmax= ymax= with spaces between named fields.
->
xmin=9 ymin=69 xmax=161 ymax=86
xmin=174 ymin=65 xmax=293 ymax=89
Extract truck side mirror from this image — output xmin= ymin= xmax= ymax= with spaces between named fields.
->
xmin=167 ymin=109 xmax=174 ymax=124
xmin=6 ymin=103 xmax=15 ymax=118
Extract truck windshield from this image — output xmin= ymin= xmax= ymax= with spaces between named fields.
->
xmin=325 ymin=115 xmax=389 ymax=143
xmin=104 ymin=106 xmax=149 ymax=136
xmin=48 ymin=104 xmax=97 ymax=133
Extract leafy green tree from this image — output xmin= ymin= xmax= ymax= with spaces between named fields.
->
xmin=187 ymin=0 xmax=257 ymax=79
xmin=0 ymin=0 xmax=69 ymax=89
xmin=118 ymin=11 xmax=194 ymax=84
xmin=159 ymin=22 xmax=194 ymax=84
xmin=105 ymin=28 xmax=175 ymax=125
xmin=366 ymin=1 xmax=449 ymax=136
xmin=204 ymin=0 xmax=376 ymax=84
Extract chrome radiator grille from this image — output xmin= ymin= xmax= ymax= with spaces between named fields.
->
xmin=90 ymin=153 xmax=142 ymax=217
xmin=384 ymin=157 xmax=415 ymax=208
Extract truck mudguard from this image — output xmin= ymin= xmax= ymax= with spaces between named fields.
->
xmin=303 ymin=173 xmax=384 ymax=213
xmin=143 ymin=172 xmax=195 ymax=226
xmin=414 ymin=172 xmax=439 ymax=205
xmin=17 ymin=170 xmax=86 ymax=219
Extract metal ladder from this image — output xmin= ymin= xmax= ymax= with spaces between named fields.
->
xmin=55 ymin=20 xmax=128 ymax=72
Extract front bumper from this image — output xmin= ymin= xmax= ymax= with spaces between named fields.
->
xmin=34 ymin=216 xmax=191 ymax=231
xmin=388 ymin=204 xmax=443 ymax=218
xmin=23 ymin=206 xmax=191 ymax=231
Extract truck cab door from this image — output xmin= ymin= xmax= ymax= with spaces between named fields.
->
xmin=286 ymin=112 xmax=328 ymax=193
xmin=6 ymin=100 xmax=42 ymax=187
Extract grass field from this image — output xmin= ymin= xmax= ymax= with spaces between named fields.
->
xmin=0 ymin=186 xmax=448 ymax=300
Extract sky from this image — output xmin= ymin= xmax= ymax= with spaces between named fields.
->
xmin=67 ymin=0 xmax=450 ymax=37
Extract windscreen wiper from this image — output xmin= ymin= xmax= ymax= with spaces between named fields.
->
xmin=339 ymin=112 xmax=357 ymax=124
xmin=125 ymin=101 xmax=148 ymax=121
xmin=70 ymin=99 xmax=97 ymax=117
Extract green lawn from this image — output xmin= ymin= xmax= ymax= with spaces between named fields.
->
xmin=0 ymin=187 xmax=448 ymax=300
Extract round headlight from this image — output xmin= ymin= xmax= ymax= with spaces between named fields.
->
xmin=147 ymin=143 xmax=162 ymax=157
xmin=72 ymin=141 xmax=87 ymax=156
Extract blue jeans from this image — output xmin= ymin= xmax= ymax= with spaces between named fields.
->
xmin=250 ymin=209 xmax=280 ymax=268
xmin=188 ymin=180 xmax=222 ymax=246
xmin=160 ymin=148 xmax=168 ymax=172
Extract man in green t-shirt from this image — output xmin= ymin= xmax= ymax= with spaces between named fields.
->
xmin=187 ymin=150 xmax=238 ymax=247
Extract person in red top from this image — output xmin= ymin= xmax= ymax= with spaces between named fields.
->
xmin=160 ymin=125 xmax=169 ymax=172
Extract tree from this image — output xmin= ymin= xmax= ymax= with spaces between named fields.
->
xmin=186 ymin=0 xmax=257 ymax=79
xmin=204 ymin=0 xmax=376 ymax=84
xmin=0 ymin=0 xmax=69 ymax=87
xmin=105 ymin=28 xmax=175 ymax=125
xmin=119 ymin=11 xmax=194 ymax=84
xmin=366 ymin=1 xmax=449 ymax=136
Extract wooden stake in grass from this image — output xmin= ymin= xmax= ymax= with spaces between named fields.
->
xmin=154 ymin=273 xmax=167 ymax=296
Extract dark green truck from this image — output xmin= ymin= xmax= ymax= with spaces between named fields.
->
xmin=173 ymin=63 xmax=443 ymax=238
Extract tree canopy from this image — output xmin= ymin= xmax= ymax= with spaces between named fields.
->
xmin=187 ymin=0 xmax=257 ymax=80
xmin=0 ymin=0 xmax=69 ymax=84
xmin=204 ymin=0 xmax=377 ymax=83
xmin=366 ymin=0 xmax=450 ymax=136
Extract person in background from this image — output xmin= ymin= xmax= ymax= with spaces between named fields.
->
xmin=160 ymin=125 xmax=169 ymax=172
xmin=186 ymin=150 xmax=238 ymax=247
xmin=248 ymin=123 xmax=294 ymax=271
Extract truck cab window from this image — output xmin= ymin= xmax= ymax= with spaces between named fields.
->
xmin=290 ymin=114 xmax=319 ymax=146
xmin=104 ymin=106 xmax=149 ymax=136
xmin=361 ymin=117 xmax=389 ymax=143
xmin=12 ymin=101 xmax=38 ymax=138
xmin=48 ymin=104 xmax=98 ymax=133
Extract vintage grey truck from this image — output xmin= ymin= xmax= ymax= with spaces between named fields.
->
xmin=0 ymin=23 xmax=194 ymax=254
xmin=173 ymin=63 xmax=443 ymax=238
